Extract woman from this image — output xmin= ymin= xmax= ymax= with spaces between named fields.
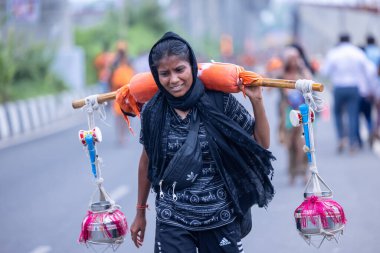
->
xmin=279 ymin=46 xmax=312 ymax=185
xmin=130 ymin=32 xmax=275 ymax=253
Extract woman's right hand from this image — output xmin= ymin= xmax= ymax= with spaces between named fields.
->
xmin=130 ymin=213 xmax=147 ymax=248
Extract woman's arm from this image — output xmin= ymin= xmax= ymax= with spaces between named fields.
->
xmin=239 ymin=82 xmax=270 ymax=149
xmin=250 ymin=94 xmax=270 ymax=149
xmin=130 ymin=148 xmax=151 ymax=248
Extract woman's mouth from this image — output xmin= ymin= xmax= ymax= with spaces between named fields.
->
xmin=170 ymin=84 xmax=183 ymax=92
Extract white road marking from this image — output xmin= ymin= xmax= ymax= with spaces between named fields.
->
xmin=30 ymin=245 xmax=52 ymax=253
xmin=110 ymin=185 xmax=130 ymax=201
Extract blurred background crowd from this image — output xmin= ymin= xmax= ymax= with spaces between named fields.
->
xmin=2 ymin=0 xmax=379 ymax=178
xmin=1 ymin=0 xmax=378 ymax=96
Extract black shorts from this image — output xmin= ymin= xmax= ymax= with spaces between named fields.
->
xmin=154 ymin=220 xmax=244 ymax=253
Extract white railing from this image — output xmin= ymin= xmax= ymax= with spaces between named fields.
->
xmin=0 ymin=86 xmax=101 ymax=145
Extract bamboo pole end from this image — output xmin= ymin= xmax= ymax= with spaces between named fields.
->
xmin=313 ymin=83 xmax=324 ymax=92
xmin=72 ymin=100 xmax=85 ymax=109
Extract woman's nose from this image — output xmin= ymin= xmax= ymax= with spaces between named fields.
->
xmin=170 ymin=73 xmax=180 ymax=84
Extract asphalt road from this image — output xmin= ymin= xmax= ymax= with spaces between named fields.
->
xmin=0 ymin=90 xmax=379 ymax=253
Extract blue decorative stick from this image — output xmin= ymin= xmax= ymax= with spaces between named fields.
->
xmin=85 ymin=134 xmax=97 ymax=178
xmin=299 ymin=104 xmax=312 ymax=163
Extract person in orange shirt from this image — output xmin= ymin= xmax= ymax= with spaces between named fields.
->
xmin=94 ymin=43 xmax=113 ymax=93
xmin=109 ymin=41 xmax=135 ymax=145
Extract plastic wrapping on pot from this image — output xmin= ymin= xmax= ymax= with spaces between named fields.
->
xmin=79 ymin=201 xmax=128 ymax=245
xmin=294 ymin=196 xmax=346 ymax=235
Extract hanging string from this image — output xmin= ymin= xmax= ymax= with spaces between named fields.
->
xmin=295 ymin=79 xmax=325 ymax=112
xmin=82 ymin=95 xmax=110 ymax=128
xmin=97 ymin=102 xmax=109 ymax=126
xmin=88 ymin=177 xmax=117 ymax=209
xmin=80 ymin=94 xmax=114 ymax=207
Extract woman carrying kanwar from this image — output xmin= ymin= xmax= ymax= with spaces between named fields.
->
xmin=130 ymin=32 xmax=275 ymax=253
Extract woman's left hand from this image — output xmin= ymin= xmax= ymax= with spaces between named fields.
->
xmin=237 ymin=79 xmax=263 ymax=101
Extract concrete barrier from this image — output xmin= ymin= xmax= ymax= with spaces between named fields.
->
xmin=37 ymin=97 xmax=50 ymax=125
xmin=17 ymin=100 xmax=32 ymax=134
xmin=28 ymin=98 xmax=41 ymax=129
xmin=0 ymin=104 xmax=10 ymax=139
xmin=6 ymin=102 xmax=22 ymax=136
xmin=45 ymin=95 xmax=56 ymax=122
xmin=0 ymin=86 xmax=102 ymax=146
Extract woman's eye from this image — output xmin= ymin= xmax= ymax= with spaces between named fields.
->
xmin=175 ymin=67 xmax=184 ymax=73
xmin=159 ymin=72 xmax=169 ymax=77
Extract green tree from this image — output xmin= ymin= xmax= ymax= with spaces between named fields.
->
xmin=11 ymin=43 xmax=67 ymax=100
xmin=0 ymin=31 xmax=66 ymax=103
xmin=75 ymin=0 xmax=168 ymax=85
xmin=126 ymin=0 xmax=167 ymax=35
xmin=0 ymin=33 xmax=17 ymax=103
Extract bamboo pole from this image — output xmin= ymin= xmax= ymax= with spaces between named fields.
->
xmin=72 ymin=79 xmax=324 ymax=109
xmin=72 ymin=91 xmax=117 ymax=109
xmin=254 ymin=78 xmax=324 ymax=92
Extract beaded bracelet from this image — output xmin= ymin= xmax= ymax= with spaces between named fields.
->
xmin=136 ymin=204 xmax=149 ymax=210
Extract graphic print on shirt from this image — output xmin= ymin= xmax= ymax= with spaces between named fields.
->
xmin=161 ymin=209 xmax=172 ymax=219
xmin=190 ymin=194 xmax=199 ymax=204
xmin=145 ymin=94 xmax=254 ymax=230
xmin=186 ymin=171 xmax=198 ymax=182
xmin=217 ymin=188 xmax=227 ymax=200
xmin=155 ymin=109 xmax=235 ymax=229
xmin=220 ymin=210 xmax=231 ymax=221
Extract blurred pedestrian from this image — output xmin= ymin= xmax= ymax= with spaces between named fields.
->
xmin=356 ymin=45 xmax=378 ymax=149
xmin=220 ymin=33 xmax=236 ymax=63
xmin=363 ymin=35 xmax=380 ymax=142
xmin=264 ymin=55 xmax=285 ymax=143
xmin=109 ymin=41 xmax=135 ymax=145
xmin=94 ymin=42 xmax=112 ymax=93
xmin=364 ymin=35 xmax=380 ymax=70
xmin=279 ymin=46 xmax=312 ymax=185
xmin=289 ymin=43 xmax=315 ymax=75
xmin=265 ymin=56 xmax=283 ymax=79
xmin=238 ymin=39 xmax=256 ymax=70
xmin=130 ymin=32 xmax=275 ymax=253
xmin=320 ymin=33 xmax=372 ymax=154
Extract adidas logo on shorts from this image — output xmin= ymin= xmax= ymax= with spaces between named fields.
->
xmin=219 ymin=237 xmax=231 ymax=246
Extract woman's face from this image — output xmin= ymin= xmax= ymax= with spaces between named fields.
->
xmin=284 ymin=49 xmax=301 ymax=70
xmin=288 ymin=55 xmax=299 ymax=69
xmin=157 ymin=55 xmax=193 ymax=97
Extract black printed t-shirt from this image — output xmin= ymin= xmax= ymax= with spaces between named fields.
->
xmin=140 ymin=93 xmax=254 ymax=230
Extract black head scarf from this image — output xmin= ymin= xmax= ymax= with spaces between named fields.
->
xmin=148 ymin=31 xmax=204 ymax=110
xmin=142 ymin=32 xmax=275 ymax=215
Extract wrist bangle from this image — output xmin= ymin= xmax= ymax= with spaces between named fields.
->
xmin=136 ymin=204 xmax=149 ymax=210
